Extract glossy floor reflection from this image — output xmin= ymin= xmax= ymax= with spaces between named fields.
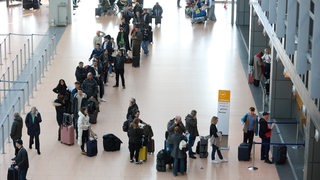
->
xmin=0 ymin=0 xmax=280 ymax=179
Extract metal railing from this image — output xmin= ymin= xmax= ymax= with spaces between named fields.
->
xmin=0 ymin=33 xmax=56 ymax=154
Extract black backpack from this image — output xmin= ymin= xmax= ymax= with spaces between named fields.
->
xmin=87 ymin=100 xmax=96 ymax=114
xmin=122 ymin=119 xmax=131 ymax=132
xmin=103 ymin=134 xmax=123 ymax=151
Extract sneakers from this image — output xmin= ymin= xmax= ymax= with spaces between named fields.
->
xmin=220 ymin=159 xmax=228 ymax=163
xmin=135 ymin=161 xmax=143 ymax=164
xmin=130 ymin=159 xmax=134 ymax=163
xmin=100 ymin=98 xmax=107 ymax=102
xmin=109 ymin=73 xmax=114 ymax=77
xmin=113 ymin=85 xmax=119 ymax=88
xmin=81 ymin=151 xmax=86 ymax=155
xmin=189 ymin=155 xmax=196 ymax=159
xmin=212 ymin=160 xmax=220 ymax=164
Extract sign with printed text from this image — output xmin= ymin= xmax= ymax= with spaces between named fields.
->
xmin=217 ymin=90 xmax=231 ymax=135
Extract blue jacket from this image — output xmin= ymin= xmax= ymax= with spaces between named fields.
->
xmin=241 ymin=113 xmax=258 ymax=135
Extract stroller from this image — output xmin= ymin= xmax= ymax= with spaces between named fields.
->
xmin=191 ymin=5 xmax=207 ymax=24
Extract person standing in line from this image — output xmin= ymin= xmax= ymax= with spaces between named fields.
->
xmin=210 ymin=116 xmax=228 ymax=164
xmin=126 ymin=98 xmax=139 ymax=121
xmin=168 ymin=126 xmax=187 ymax=176
xmin=261 ymin=47 xmax=272 ymax=79
xmin=53 ymin=94 xmax=66 ymax=141
xmin=93 ymin=30 xmax=105 ymax=48
xmin=241 ymin=107 xmax=258 ymax=155
xmin=185 ymin=110 xmax=199 ymax=159
xmin=12 ymin=139 xmax=29 ymax=180
xmin=82 ymin=72 xmax=99 ymax=100
xmin=75 ymin=62 xmax=88 ymax=84
xmin=128 ymin=118 xmax=144 ymax=164
xmin=25 ymin=107 xmax=42 ymax=155
xmin=10 ymin=112 xmax=23 ymax=156
xmin=253 ymin=52 xmax=264 ymax=87
xmin=113 ymin=50 xmax=126 ymax=88
xmin=259 ymin=112 xmax=274 ymax=164
xmin=73 ymin=89 xmax=88 ymax=139
xmin=77 ymin=107 xmax=90 ymax=155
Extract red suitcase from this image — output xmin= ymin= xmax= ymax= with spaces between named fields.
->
xmin=61 ymin=113 xmax=75 ymax=145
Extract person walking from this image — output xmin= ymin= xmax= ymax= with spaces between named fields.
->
xmin=12 ymin=139 xmax=29 ymax=180
xmin=10 ymin=112 xmax=23 ymax=156
xmin=77 ymin=107 xmax=90 ymax=155
xmin=25 ymin=107 xmax=42 ymax=155
xmin=210 ymin=116 xmax=228 ymax=163
xmin=113 ymin=50 xmax=126 ymax=88
xmin=128 ymin=118 xmax=144 ymax=164
xmin=185 ymin=110 xmax=199 ymax=159
xmin=259 ymin=112 xmax=274 ymax=164
xmin=241 ymin=107 xmax=258 ymax=155
xmin=168 ymin=126 xmax=187 ymax=176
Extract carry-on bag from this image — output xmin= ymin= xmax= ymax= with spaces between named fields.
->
xmin=61 ymin=113 xmax=75 ymax=145
xmin=138 ymin=146 xmax=147 ymax=161
xmin=7 ymin=164 xmax=18 ymax=180
xmin=238 ymin=143 xmax=250 ymax=161
xmin=272 ymin=145 xmax=287 ymax=164
xmin=86 ymin=139 xmax=98 ymax=157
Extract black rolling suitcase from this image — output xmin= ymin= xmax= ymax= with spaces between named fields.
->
xmin=33 ymin=0 xmax=40 ymax=9
xmin=238 ymin=143 xmax=250 ymax=161
xmin=7 ymin=164 xmax=18 ymax=180
xmin=156 ymin=149 xmax=167 ymax=172
xmin=272 ymin=145 xmax=287 ymax=164
xmin=86 ymin=139 xmax=98 ymax=157
xmin=23 ymin=0 xmax=33 ymax=9
xmin=199 ymin=136 xmax=208 ymax=158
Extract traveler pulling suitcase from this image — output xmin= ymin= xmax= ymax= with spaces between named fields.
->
xmin=272 ymin=145 xmax=287 ymax=164
xmin=238 ymin=143 xmax=250 ymax=161
xmin=7 ymin=164 xmax=18 ymax=180
xmin=60 ymin=113 xmax=75 ymax=145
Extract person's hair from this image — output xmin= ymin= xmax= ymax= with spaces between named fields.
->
xmin=96 ymin=43 xmax=101 ymax=46
xmin=80 ymin=107 xmax=87 ymax=115
xmin=191 ymin=110 xmax=197 ymax=117
xmin=174 ymin=126 xmax=180 ymax=134
xmin=75 ymin=81 xmax=80 ymax=85
xmin=131 ymin=118 xmax=140 ymax=128
xmin=249 ymin=107 xmax=255 ymax=112
xmin=56 ymin=79 xmax=67 ymax=89
xmin=131 ymin=98 xmax=136 ymax=104
xmin=79 ymin=61 xmax=83 ymax=65
xmin=14 ymin=112 xmax=20 ymax=118
xmin=211 ymin=116 xmax=218 ymax=125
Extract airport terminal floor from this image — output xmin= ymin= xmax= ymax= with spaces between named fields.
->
xmin=0 ymin=0 xmax=281 ymax=179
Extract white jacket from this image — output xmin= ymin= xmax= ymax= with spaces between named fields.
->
xmin=77 ymin=111 xmax=90 ymax=145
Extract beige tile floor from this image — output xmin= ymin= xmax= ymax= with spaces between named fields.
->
xmin=0 ymin=0 xmax=280 ymax=179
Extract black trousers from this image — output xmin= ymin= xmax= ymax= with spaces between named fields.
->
xmin=12 ymin=139 xmax=19 ymax=155
xmin=115 ymin=69 xmax=125 ymax=87
xmin=29 ymin=135 xmax=40 ymax=151
xmin=243 ymin=130 xmax=254 ymax=153
xmin=261 ymin=137 xmax=271 ymax=160
xmin=129 ymin=142 xmax=140 ymax=162
xmin=81 ymin=130 xmax=89 ymax=151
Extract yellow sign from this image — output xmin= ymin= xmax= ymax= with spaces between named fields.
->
xmin=218 ymin=90 xmax=230 ymax=102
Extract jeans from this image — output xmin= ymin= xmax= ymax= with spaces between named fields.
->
xmin=188 ymin=136 xmax=196 ymax=155
xmin=211 ymin=145 xmax=223 ymax=160
xmin=243 ymin=130 xmax=254 ymax=154
xmin=261 ymin=137 xmax=270 ymax=160
xmin=173 ymin=158 xmax=185 ymax=175
xmin=141 ymin=40 xmax=149 ymax=54
xmin=19 ymin=168 xmax=28 ymax=180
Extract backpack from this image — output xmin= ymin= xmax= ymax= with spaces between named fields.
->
xmin=122 ymin=119 xmax=132 ymax=132
xmin=87 ymin=100 xmax=96 ymax=114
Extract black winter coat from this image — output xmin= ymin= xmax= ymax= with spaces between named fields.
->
xmin=81 ymin=78 xmax=98 ymax=98
xmin=210 ymin=124 xmax=218 ymax=138
xmin=10 ymin=116 xmax=23 ymax=140
xmin=54 ymin=98 xmax=66 ymax=126
xmin=75 ymin=66 xmax=87 ymax=84
xmin=126 ymin=103 xmax=138 ymax=120
xmin=14 ymin=147 xmax=29 ymax=170
xmin=114 ymin=55 xmax=125 ymax=70
xmin=259 ymin=118 xmax=271 ymax=139
xmin=185 ymin=114 xmax=199 ymax=138
xmin=128 ymin=126 xmax=143 ymax=145
xmin=25 ymin=112 xmax=42 ymax=136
